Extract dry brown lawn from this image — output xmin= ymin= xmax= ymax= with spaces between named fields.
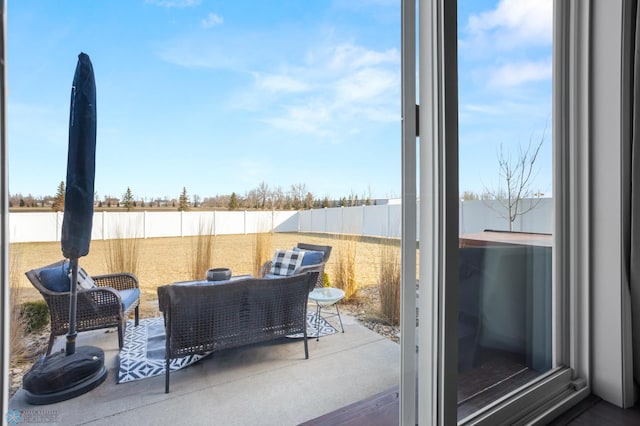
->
xmin=10 ymin=232 xmax=395 ymax=318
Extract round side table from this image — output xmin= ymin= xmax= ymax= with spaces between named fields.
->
xmin=308 ymin=287 xmax=345 ymax=340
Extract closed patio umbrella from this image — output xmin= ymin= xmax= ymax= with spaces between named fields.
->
xmin=22 ymin=53 xmax=107 ymax=404
xmin=61 ymin=51 xmax=97 ymax=355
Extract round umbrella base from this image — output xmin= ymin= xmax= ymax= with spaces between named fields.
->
xmin=22 ymin=346 xmax=108 ymax=405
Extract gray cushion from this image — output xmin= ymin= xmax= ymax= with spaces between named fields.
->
xmin=293 ymin=247 xmax=324 ymax=266
xmin=119 ymin=288 xmax=141 ymax=311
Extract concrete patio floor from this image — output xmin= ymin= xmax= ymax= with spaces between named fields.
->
xmin=8 ymin=311 xmax=400 ymax=425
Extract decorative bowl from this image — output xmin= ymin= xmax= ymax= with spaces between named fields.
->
xmin=206 ymin=267 xmax=232 ymax=281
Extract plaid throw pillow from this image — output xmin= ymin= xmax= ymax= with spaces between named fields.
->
xmin=270 ymin=249 xmax=305 ymax=276
xmin=69 ymin=267 xmax=97 ymax=290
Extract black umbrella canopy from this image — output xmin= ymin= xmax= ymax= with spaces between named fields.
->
xmin=22 ymin=53 xmax=107 ymax=405
xmin=61 ymin=52 xmax=96 ymax=259
xmin=61 ymin=52 xmax=96 ymax=356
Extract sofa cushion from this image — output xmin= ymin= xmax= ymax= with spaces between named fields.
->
xmin=119 ymin=288 xmax=141 ymax=311
xmin=270 ymin=249 xmax=304 ymax=276
xmin=39 ymin=263 xmax=71 ymax=292
xmin=293 ymin=247 xmax=324 ymax=266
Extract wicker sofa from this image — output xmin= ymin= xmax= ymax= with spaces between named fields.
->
xmin=157 ymin=271 xmax=319 ymax=393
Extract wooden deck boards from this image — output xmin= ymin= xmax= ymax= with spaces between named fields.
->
xmin=303 ymin=387 xmax=640 ymax=425
xmin=302 ymin=344 xmax=640 ymax=425
xmin=300 ymin=387 xmax=400 ymax=426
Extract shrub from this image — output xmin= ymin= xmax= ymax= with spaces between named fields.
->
xmin=378 ymin=242 xmax=400 ymax=326
xmin=20 ymin=300 xmax=50 ymax=333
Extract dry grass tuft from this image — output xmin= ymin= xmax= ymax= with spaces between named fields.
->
xmin=10 ymin=252 xmax=29 ymax=364
xmin=188 ymin=220 xmax=216 ymax=280
xmin=105 ymin=237 xmax=141 ymax=276
xmin=105 ymin=224 xmax=142 ymax=276
xmin=377 ymin=241 xmax=401 ymax=325
xmin=334 ymin=233 xmax=359 ymax=301
xmin=253 ymin=232 xmax=273 ymax=277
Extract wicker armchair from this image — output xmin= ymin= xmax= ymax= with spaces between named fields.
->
xmin=25 ymin=260 xmax=140 ymax=355
xmin=261 ymin=242 xmax=332 ymax=288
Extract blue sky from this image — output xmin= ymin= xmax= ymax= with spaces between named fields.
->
xmin=7 ymin=0 xmax=552 ymax=202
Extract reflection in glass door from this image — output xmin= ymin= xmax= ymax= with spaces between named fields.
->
xmin=456 ymin=0 xmax=554 ymax=420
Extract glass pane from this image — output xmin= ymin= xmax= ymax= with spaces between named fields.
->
xmin=6 ymin=1 xmax=402 ymax=423
xmin=457 ymin=0 xmax=554 ymax=419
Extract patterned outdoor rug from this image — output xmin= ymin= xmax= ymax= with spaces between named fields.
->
xmin=118 ymin=313 xmax=337 ymax=383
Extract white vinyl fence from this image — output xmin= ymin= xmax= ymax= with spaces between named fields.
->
xmin=459 ymin=198 xmax=553 ymax=235
xmin=8 ymin=210 xmax=298 ymax=243
xmin=8 ymin=198 xmax=553 ymax=243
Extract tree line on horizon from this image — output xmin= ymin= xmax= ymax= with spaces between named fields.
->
xmin=9 ymin=181 xmax=381 ymax=212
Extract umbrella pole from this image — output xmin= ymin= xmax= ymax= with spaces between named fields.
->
xmin=66 ymin=258 xmax=79 ymax=355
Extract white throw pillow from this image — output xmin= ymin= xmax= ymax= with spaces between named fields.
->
xmin=269 ymin=249 xmax=305 ymax=276
xmin=69 ymin=267 xmax=97 ymax=290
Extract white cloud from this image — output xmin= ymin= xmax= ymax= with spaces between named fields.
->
xmin=146 ymin=0 xmax=201 ymax=7
xmin=325 ymin=43 xmax=398 ymax=72
xmin=334 ymin=68 xmax=397 ymax=104
xmin=488 ymin=59 xmax=551 ymax=87
xmin=158 ymin=31 xmax=272 ymax=71
xmin=160 ymin=31 xmax=400 ymax=139
xmin=252 ymin=42 xmax=400 ymax=138
xmin=333 ymin=0 xmax=396 ymax=7
xmin=466 ymin=0 xmax=552 ymax=49
xmin=253 ymin=73 xmax=309 ymax=93
xmin=238 ymin=160 xmax=271 ymax=183
xmin=463 ymin=104 xmax=504 ymax=115
xmin=159 ymin=38 xmax=242 ymax=70
xmin=201 ymin=13 xmax=224 ymax=28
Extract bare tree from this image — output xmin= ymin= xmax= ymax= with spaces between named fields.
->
xmin=246 ymin=189 xmax=261 ymax=209
xmin=256 ymin=181 xmax=269 ymax=209
xmin=484 ymin=129 xmax=545 ymax=232
xmin=290 ymin=183 xmax=306 ymax=210
xmin=272 ymin=186 xmax=285 ymax=210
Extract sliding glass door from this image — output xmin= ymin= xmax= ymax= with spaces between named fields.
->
xmin=456 ymin=0 xmax=554 ymax=419
xmin=404 ymin=0 xmax=592 ymax=424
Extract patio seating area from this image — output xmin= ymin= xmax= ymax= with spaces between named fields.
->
xmin=8 ymin=309 xmax=400 ymax=424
